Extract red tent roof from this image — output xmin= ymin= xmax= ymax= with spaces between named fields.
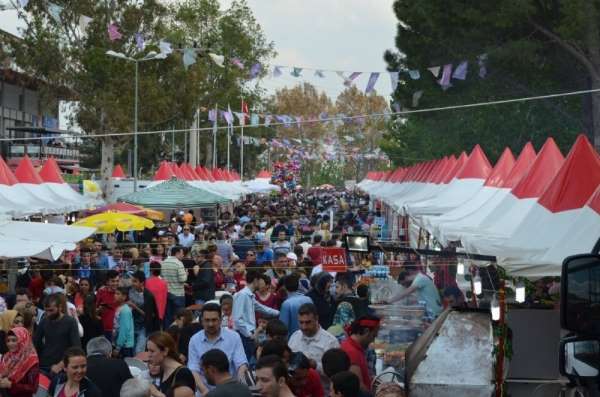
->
xmin=426 ymin=157 xmax=447 ymax=183
xmin=587 ymin=184 xmax=600 ymax=215
xmin=484 ymin=148 xmax=515 ymax=187
xmin=39 ymin=157 xmax=66 ymax=184
xmin=257 ymin=170 xmax=271 ymax=178
xmin=199 ymin=166 xmax=215 ymax=182
xmin=391 ymin=167 xmax=405 ymax=183
xmin=538 ymin=134 xmax=600 ymax=213
xmin=154 ymin=161 xmax=175 ymax=181
xmin=0 ymin=156 xmax=18 ymax=185
xmin=456 ymin=144 xmax=493 ymax=179
xmin=443 ymin=152 xmax=468 ymax=183
xmin=417 ymin=160 xmax=437 ymax=182
xmin=195 ymin=166 xmax=207 ymax=181
xmin=112 ymin=164 xmax=126 ymax=179
xmin=511 ymin=137 xmax=564 ymax=199
xmin=433 ymin=155 xmax=457 ymax=184
xmin=501 ymin=142 xmax=536 ymax=188
xmin=15 ymin=155 xmax=43 ymax=184
xmin=212 ymin=168 xmax=223 ymax=181
xmin=171 ymin=163 xmax=187 ymax=179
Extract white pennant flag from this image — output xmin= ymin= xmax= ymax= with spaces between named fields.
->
xmin=389 ymin=71 xmax=399 ymax=92
xmin=159 ymin=41 xmax=173 ymax=56
xmin=428 ymin=66 xmax=441 ymax=78
xmin=208 ymin=53 xmax=225 ymax=67
xmin=79 ymin=15 xmax=93 ymax=34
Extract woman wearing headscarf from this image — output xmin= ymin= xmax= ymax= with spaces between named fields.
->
xmin=0 ymin=326 xmax=40 ymax=397
xmin=0 ymin=310 xmax=18 ymax=354
xmin=306 ymin=272 xmax=334 ymax=329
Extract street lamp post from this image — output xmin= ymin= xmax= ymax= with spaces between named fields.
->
xmin=106 ymin=50 xmax=164 ymax=191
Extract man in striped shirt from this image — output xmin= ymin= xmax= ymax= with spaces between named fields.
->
xmin=161 ymin=245 xmax=187 ymax=328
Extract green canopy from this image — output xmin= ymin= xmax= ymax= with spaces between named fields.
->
xmin=119 ymin=178 xmax=231 ymax=209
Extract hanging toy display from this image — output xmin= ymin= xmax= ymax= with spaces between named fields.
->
xmin=271 ymin=161 xmax=301 ymax=191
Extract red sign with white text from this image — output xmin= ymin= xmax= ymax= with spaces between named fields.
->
xmin=322 ymin=247 xmax=348 ymax=273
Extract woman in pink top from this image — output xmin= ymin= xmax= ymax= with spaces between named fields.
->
xmin=145 ymin=261 xmax=168 ymax=321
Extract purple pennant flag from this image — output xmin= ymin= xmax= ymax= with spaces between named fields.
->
xmin=389 ymin=71 xmax=399 ymax=92
xmin=231 ymin=58 xmax=244 ymax=69
xmin=319 ymin=112 xmax=329 ymax=120
xmin=438 ymin=64 xmax=453 ymax=88
xmin=478 ymin=54 xmax=488 ymax=78
xmin=107 ymin=23 xmax=122 ymax=41
xmin=344 ymin=72 xmax=362 ymax=87
xmin=273 ymin=66 xmax=282 ymax=77
xmin=208 ymin=109 xmax=217 ymax=123
xmin=249 ymin=63 xmax=262 ymax=79
xmin=392 ymin=102 xmax=401 ymax=113
xmin=365 ymin=72 xmax=380 ymax=94
xmin=135 ymin=33 xmax=145 ymax=50
xmin=221 ymin=108 xmax=233 ymax=125
xmin=452 ymin=61 xmax=468 ymax=80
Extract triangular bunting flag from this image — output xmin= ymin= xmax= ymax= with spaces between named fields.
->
xmin=428 ymin=66 xmax=441 ymax=77
xmin=314 ymin=70 xmax=325 ymax=78
xmin=107 ymin=23 xmax=122 ymax=41
xmin=79 ymin=15 xmax=93 ymax=34
xmin=291 ymin=67 xmax=303 ymax=77
xmin=389 ymin=71 xmax=399 ymax=92
xmin=182 ymin=48 xmax=197 ymax=69
xmin=452 ymin=61 xmax=468 ymax=80
xmin=408 ymin=70 xmax=420 ymax=80
xmin=208 ymin=53 xmax=224 ymax=67
xmin=47 ymin=2 xmax=63 ymax=24
xmin=273 ymin=66 xmax=282 ymax=77
xmin=365 ymin=72 xmax=379 ymax=94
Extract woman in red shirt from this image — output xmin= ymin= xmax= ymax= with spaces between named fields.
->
xmin=255 ymin=274 xmax=280 ymax=310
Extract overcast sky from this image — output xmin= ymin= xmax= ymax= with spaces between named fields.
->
xmin=0 ymin=0 xmax=399 ymax=100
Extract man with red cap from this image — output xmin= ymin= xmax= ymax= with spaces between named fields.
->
xmin=339 ymin=315 xmax=381 ymax=392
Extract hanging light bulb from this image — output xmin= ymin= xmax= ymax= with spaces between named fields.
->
xmin=515 ymin=280 xmax=526 ymax=303
xmin=457 ymin=258 xmax=465 ymax=275
xmin=473 ymin=270 xmax=482 ymax=296
xmin=491 ymin=293 xmax=501 ymax=321
xmin=44 ymin=219 xmax=48 ymax=224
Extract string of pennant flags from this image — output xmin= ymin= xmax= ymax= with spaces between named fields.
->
xmin=13 ymin=0 xmax=489 ymax=99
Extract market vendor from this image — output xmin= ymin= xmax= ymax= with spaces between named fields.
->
xmin=384 ymin=262 xmax=443 ymax=318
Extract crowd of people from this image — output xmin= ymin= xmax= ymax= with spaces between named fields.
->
xmin=0 ymin=189 xmax=431 ymax=397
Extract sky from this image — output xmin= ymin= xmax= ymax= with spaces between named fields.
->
xmin=0 ymin=0 xmax=399 ymax=102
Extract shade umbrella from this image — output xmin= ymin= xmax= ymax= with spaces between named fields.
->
xmin=85 ymin=202 xmax=165 ymax=221
xmin=72 ymin=211 xmax=155 ymax=234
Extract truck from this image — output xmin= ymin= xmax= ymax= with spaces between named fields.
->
xmin=559 ymin=252 xmax=600 ymax=396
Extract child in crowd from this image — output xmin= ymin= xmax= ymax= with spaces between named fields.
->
xmin=233 ymin=260 xmax=247 ymax=291
xmin=113 ymin=287 xmax=134 ymax=358
xmin=220 ymin=294 xmax=234 ymax=329
xmin=254 ymin=317 xmax=268 ymax=345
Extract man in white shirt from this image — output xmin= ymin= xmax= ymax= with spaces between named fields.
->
xmin=288 ymin=302 xmax=339 ymax=375
xmin=178 ymin=225 xmax=195 ymax=248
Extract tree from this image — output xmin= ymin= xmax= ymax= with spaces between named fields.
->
xmin=9 ymin=0 xmax=273 ymax=196
xmin=382 ymin=1 xmax=588 ymax=166
xmin=335 ymin=86 xmax=388 ymax=179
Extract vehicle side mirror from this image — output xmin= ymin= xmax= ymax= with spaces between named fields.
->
xmin=560 ymin=336 xmax=600 ymax=378
xmin=560 ymin=254 xmax=600 ymax=335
